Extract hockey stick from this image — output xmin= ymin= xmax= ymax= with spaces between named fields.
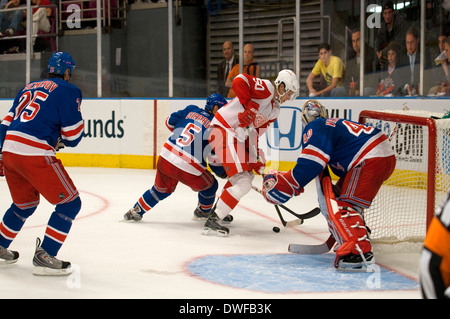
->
xmin=288 ymin=167 xmax=336 ymax=254
xmin=288 ymin=234 xmax=336 ymax=254
xmin=251 ymin=185 xmax=321 ymax=222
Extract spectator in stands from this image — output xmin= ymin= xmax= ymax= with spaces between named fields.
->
xmin=376 ymin=41 xmax=404 ymax=96
xmin=436 ymin=36 xmax=450 ymax=96
xmin=400 ymin=26 xmax=421 ymax=95
xmin=337 ymin=29 xmax=377 ymax=96
xmin=225 ymin=43 xmax=260 ymax=98
xmin=306 ymin=42 xmax=344 ymax=97
xmin=217 ymin=41 xmax=238 ymax=97
xmin=375 ymin=0 xmax=407 ymax=69
xmin=0 ymin=0 xmax=24 ymax=37
xmin=428 ymin=33 xmax=450 ymax=96
xmin=22 ymin=0 xmax=51 ymax=46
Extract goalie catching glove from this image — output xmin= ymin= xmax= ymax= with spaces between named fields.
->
xmin=262 ymin=170 xmax=303 ymax=205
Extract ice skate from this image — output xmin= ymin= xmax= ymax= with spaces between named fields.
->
xmin=222 ymin=214 xmax=233 ymax=224
xmin=336 ymin=251 xmax=375 ymax=272
xmin=0 ymin=245 xmax=19 ymax=264
xmin=193 ymin=205 xmax=233 ymax=224
xmin=192 ymin=205 xmax=210 ymax=221
xmin=32 ymin=238 xmax=72 ymax=276
xmin=202 ymin=211 xmax=229 ymax=237
xmin=123 ymin=204 xmax=143 ymax=222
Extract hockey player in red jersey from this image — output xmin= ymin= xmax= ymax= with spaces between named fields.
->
xmin=203 ymin=70 xmax=299 ymax=236
xmin=0 ymin=52 xmax=83 ymax=276
xmin=123 ymin=93 xmax=228 ymax=223
xmin=261 ymin=100 xmax=396 ymax=270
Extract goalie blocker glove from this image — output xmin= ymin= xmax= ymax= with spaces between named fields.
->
xmin=262 ymin=170 xmax=303 ymax=205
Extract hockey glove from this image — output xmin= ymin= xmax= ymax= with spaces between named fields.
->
xmin=55 ymin=138 xmax=65 ymax=151
xmin=262 ymin=170 xmax=303 ymax=205
xmin=238 ymin=108 xmax=257 ymax=128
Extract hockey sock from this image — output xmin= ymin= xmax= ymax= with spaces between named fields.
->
xmin=215 ymin=172 xmax=253 ymax=219
xmin=0 ymin=204 xmax=36 ymax=248
xmin=198 ymin=179 xmax=218 ymax=213
xmin=42 ymin=197 xmax=81 ymax=257
xmin=136 ymin=187 xmax=172 ymax=214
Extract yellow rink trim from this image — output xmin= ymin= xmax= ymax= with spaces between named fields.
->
xmin=56 ymin=153 xmax=156 ymax=169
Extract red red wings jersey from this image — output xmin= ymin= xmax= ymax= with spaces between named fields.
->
xmin=211 ymin=73 xmax=280 ymax=141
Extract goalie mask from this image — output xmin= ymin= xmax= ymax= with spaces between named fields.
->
xmin=302 ymin=99 xmax=327 ymax=124
xmin=274 ymin=69 xmax=299 ymax=103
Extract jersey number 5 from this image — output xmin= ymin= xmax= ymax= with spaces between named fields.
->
xmin=176 ymin=122 xmax=201 ymax=147
xmin=14 ymin=90 xmax=49 ymax=122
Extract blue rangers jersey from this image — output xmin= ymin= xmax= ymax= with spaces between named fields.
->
xmin=0 ymin=77 xmax=83 ymax=156
xmin=292 ymin=117 xmax=394 ymax=188
xmin=160 ymin=104 xmax=216 ymax=176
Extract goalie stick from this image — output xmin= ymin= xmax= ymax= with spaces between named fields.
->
xmin=288 ymin=234 xmax=336 ymax=254
xmin=288 ymin=167 xmax=337 ymax=254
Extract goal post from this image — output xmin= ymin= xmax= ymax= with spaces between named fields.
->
xmin=358 ymin=109 xmax=450 ymax=243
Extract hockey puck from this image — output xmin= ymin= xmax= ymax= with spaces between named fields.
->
xmin=272 ymin=226 xmax=280 ymax=233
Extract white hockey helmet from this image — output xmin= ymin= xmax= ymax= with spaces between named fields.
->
xmin=302 ymin=99 xmax=327 ymax=124
xmin=274 ymin=69 xmax=299 ymax=102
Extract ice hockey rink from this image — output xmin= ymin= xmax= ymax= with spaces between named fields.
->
xmin=0 ymin=166 xmax=423 ymax=300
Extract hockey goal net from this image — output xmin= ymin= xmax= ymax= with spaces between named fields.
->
xmin=359 ymin=109 xmax=450 ymax=244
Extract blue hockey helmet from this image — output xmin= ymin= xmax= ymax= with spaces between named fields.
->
xmin=48 ymin=51 xmax=76 ymax=76
xmin=205 ymin=93 xmax=227 ymax=114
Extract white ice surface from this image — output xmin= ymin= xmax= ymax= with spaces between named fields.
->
xmin=0 ymin=167 xmax=421 ymax=299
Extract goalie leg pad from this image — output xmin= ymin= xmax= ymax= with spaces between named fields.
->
xmin=321 ymin=175 xmax=373 ymax=269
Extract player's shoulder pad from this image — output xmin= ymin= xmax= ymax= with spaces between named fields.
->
xmin=52 ymin=78 xmax=82 ymax=97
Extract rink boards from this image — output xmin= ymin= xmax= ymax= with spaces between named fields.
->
xmin=0 ymin=97 xmax=448 ymax=172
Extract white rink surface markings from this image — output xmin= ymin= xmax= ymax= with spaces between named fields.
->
xmin=0 ymin=167 xmax=421 ymax=299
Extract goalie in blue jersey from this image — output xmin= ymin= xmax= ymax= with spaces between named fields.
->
xmin=124 ymin=93 xmax=229 ymax=223
xmin=262 ymin=100 xmax=396 ymax=271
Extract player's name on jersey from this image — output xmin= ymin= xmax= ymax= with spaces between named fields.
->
xmin=186 ymin=111 xmax=212 ymax=128
xmin=24 ymin=80 xmax=58 ymax=92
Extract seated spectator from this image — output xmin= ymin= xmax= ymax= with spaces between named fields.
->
xmin=22 ymin=0 xmax=51 ymax=46
xmin=0 ymin=0 xmax=24 ymax=37
xmin=225 ymin=43 xmax=259 ymax=98
xmin=376 ymin=41 xmax=404 ymax=96
xmin=398 ymin=26 xmax=421 ymax=96
xmin=306 ymin=42 xmax=345 ymax=97
xmin=428 ymin=33 xmax=449 ymax=96
xmin=434 ymin=36 xmax=450 ymax=96
xmin=375 ymin=0 xmax=407 ymax=69
xmin=337 ymin=29 xmax=377 ymax=96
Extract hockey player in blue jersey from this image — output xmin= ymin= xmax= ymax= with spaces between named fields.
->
xmin=262 ymin=100 xmax=396 ymax=271
xmin=0 ymin=51 xmax=84 ymax=275
xmin=124 ymin=93 xmax=228 ymax=222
